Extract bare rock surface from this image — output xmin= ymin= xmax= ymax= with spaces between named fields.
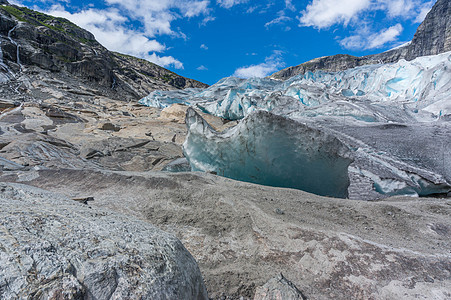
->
xmin=2 ymin=168 xmax=449 ymax=300
xmin=159 ymin=103 xmax=238 ymax=131
xmin=0 ymin=182 xmax=208 ymax=299
xmin=254 ymin=274 xmax=306 ymax=300
xmin=0 ymin=95 xmax=190 ymax=171
xmin=159 ymin=103 xmax=191 ymax=124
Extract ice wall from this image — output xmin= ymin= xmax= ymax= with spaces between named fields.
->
xmin=281 ymin=52 xmax=451 ymax=116
xmin=183 ymin=108 xmax=353 ymax=198
xmin=140 ymin=88 xmax=202 ymax=109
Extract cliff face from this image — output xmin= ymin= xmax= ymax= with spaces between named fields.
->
xmin=406 ymin=0 xmax=451 ymax=59
xmin=0 ymin=3 xmax=207 ymax=100
xmin=271 ymin=0 xmax=450 ymax=80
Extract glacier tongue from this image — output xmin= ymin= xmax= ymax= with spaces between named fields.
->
xmin=141 ymin=52 xmax=451 ymax=121
xmin=183 ymin=108 xmax=353 ymax=198
xmin=142 ymin=52 xmax=451 ymax=199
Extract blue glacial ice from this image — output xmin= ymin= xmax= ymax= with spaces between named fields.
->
xmin=183 ymin=108 xmax=353 ymax=198
xmin=141 ymin=52 xmax=451 ymax=121
xmin=141 ymin=52 xmax=451 ymax=199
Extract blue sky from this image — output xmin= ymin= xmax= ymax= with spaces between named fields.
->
xmin=9 ymin=0 xmax=436 ymax=85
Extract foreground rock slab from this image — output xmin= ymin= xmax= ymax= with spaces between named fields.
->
xmin=3 ymin=169 xmax=449 ymax=299
xmin=0 ymin=182 xmax=208 ymax=299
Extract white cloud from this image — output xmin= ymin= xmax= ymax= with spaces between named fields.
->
xmin=285 ymin=0 xmax=296 ymax=11
xmin=200 ymin=44 xmax=209 ymax=50
xmin=339 ymin=33 xmax=367 ymax=50
xmin=265 ymin=1 xmax=297 ymax=30
xmin=200 ymin=16 xmax=216 ymax=26
xmin=197 ymin=65 xmax=208 ymax=70
xmin=414 ymin=1 xmax=435 ymax=23
xmin=9 ymin=0 xmax=69 ymax=4
xmin=265 ymin=14 xmax=292 ymax=29
xmin=299 ymin=0 xmax=371 ymax=29
xmin=377 ymin=0 xmax=414 ymax=18
xmin=233 ymin=51 xmax=285 ymax=78
xmin=216 ymin=0 xmax=249 ymax=9
xmin=340 ymin=24 xmax=403 ymax=50
xmin=179 ymin=1 xmax=210 ymax=18
xmin=45 ymin=5 xmax=183 ymax=68
xmin=299 ymin=0 xmax=434 ymax=29
xmin=375 ymin=0 xmax=434 ymax=20
xmin=300 ymin=0 xmax=434 ymax=50
xmin=146 ymin=53 xmax=184 ymax=69
xmin=104 ymin=0 xmax=210 ymax=37
xmin=246 ymin=6 xmax=258 ymax=13
xmin=367 ymin=24 xmax=403 ymax=49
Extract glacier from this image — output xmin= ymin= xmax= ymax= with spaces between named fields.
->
xmin=141 ymin=52 xmax=451 ymax=121
xmin=184 ymin=108 xmax=353 ymax=198
xmin=141 ymin=52 xmax=451 ymax=199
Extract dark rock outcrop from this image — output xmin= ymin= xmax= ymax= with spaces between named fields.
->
xmin=406 ymin=0 xmax=451 ymax=59
xmin=271 ymin=0 xmax=450 ymax=80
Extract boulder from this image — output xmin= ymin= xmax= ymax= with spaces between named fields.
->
xmin=159 ymin=103 xmax=189 ymax=124
xmin=0 ymin=182 xmax=208 ymax=299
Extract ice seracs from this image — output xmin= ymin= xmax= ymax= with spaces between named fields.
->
xmin=142 ymin=52 xmax=451 ymax=121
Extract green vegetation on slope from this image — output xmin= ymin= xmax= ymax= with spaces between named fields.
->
xmin=1 ymin=5 xmax=96 ymax=44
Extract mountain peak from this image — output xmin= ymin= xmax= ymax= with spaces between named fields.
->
xmin=271 ymin=0 xmax=451 ymax=80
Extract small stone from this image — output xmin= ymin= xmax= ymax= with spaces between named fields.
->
xmin=100 ymin=122 xmax=121 ymax=131
xmin=275 ymin=208 xmax=285 ymax=215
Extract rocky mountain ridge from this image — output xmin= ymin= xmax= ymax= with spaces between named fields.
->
xmin=271 ymin=0 xmax=451 ymax=80
xmin=0 ymin=1 xmax=207 ymax=101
